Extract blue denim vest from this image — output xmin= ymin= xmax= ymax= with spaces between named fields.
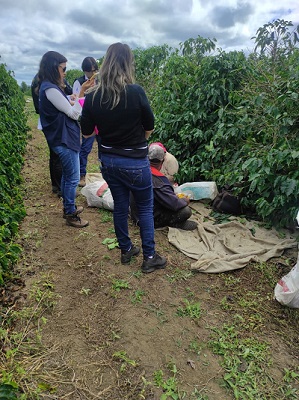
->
xmin=39 ymin=81 xmax=80 ymax=152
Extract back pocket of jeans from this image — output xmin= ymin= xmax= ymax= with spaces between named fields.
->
xmin=119 ymin=168 xmax=143 ymax=186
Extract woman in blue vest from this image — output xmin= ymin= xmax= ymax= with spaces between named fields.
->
xmin=31 ymin=73 xmax=73 ymax=197
xmin=38 ymin=51 xmax=93 ymax=228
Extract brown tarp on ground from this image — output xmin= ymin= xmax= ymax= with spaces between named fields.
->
xmin=168 ymin=202 xmax=297 ymax=273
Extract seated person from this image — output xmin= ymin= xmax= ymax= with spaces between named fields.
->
xmin=130 ymin=144 xmax=197 ymax=231
xmin=149 ymin=142 xmax=179 ymax=185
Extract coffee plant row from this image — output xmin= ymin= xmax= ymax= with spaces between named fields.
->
xmin=133 ymin=19 xmax=299 ymax=228
xmin=0 ymin=64 xmax=28 ymax=283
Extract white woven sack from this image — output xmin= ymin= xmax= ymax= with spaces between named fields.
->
xmin=274 ymin=262 xmax=299 ymax=308
xmin=81 ymin=180 xmax=114 ymax=211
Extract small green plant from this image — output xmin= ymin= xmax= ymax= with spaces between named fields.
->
xmin=210 ymin=211 xmax=232 ymax=224
xmin=222 ymin=275 xmax=241 ymax=287
xmin=30 ymin=275 xmax=58 ymax=310
xmin=237 ymin=291 xmax=259 ymax=308
xmin=79 ymin=288 xmax=91 ymax=296
xmin=185 ymin=287 xmax=195 ymax=298
xmin=254 ymin=262 xmax=278 ymax=286
xmin=98 ymin=209 xmax=113 ymax=223
xmin=176 ymin=299 xmax=201 ymax=319
xmin=189 ymin=339 xmax=202 ymax=355
xmin=190 ymin=388 xmax=209 ymax=399
xmin=111 ymin=330 xmax=121 ymax=341
xmin=131 ymin=269 xmax=143 ymax=279
xmin=166 ymin=268 xmax=193 ymax=283
xmin=220 ymin=296 xmax=233 ymax=310
xmin=74 ymin=231 xmax=97 ymax=241
xmin=87 ymin=163 xmax=101 ymax=173
xmin=111 ymin=279 xmax=130 ymax=292
xmin=153 ymin=362 xmax=185 ymax=400
xmin=130 ymin=289 xmax=145 ymax=304
xmin=113 ymin=350 xmax=137 ymax=372
xmin=146 ymin=304 xmax=168 ymax=324
xmin=102 ymin=237 xmax=119 ymax=250
xmin=283 ymin=367 xmax=299 ymax=383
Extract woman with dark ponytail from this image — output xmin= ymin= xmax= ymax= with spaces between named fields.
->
xmin=38 ymin=51 xmax=93 ymax=228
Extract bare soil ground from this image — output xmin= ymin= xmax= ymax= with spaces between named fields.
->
xmin=5 ymin=102 xmax=299 ymax=399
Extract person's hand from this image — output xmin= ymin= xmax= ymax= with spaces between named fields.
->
xmin=177 ymin=193 xmax=191 ymax=204
xmin=82 ymin=131 xmax=97 ymax=139
xmin=82 ymin=78 xmax=95 ymax=90
xmin=79 ymin=79 xmax=95 ymax=97
xmin=69 ymin=94 xmax=77 ymax=101
xmin=184 ymin=196 xmax=191 ymax=205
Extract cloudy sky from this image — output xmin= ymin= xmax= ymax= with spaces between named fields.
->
xmin=1 ymin=0 xmax=298 ymax=86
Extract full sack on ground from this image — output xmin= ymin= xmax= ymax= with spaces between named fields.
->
xmin=81 ymin=180 xmax=114 ymax=211
xmin=274 ymin=257 xmax=299 ymax=308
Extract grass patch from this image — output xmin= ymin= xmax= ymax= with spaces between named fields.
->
xmin=209 ymin=320 xmax=299 ymax=399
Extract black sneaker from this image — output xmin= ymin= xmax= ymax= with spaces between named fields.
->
xmin=172 ymin=220 xmax=198 ymax=231
xmin=121 ymin=245 xmax=140 ymax=264
xmin=142 ymin=253 xmax=167 ymax=274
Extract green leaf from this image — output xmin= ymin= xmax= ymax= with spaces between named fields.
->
xmin=0 ymin=383 xmax=19 ymax=400
xmin=280 ymin=178 xmax=297 ymax=196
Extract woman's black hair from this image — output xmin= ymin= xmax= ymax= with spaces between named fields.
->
xmin=37 ymin=51 xmax=67 ymax=88
xmin=81 ymin=57 xmax=99 ymax=72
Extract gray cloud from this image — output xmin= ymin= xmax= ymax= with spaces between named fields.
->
xmin=0 ymin=0 xmax=298 ymax=85
xmin=134 ymin=0 xmax=193 ymax=16
xmin=211 ymin=2 xmax=254 ymax=29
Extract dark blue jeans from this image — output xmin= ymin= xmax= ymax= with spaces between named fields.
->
xmin=79 ymin=135 xmax=102 ymax=176
xmin=79 ymin=136 xmax=95 ymax=177
xmin=49 ymin=146 xmax=62 ymax=192
xmin=52 ymin=145 xmax=80 ymax=215
xmin=101 ymin=154 xmax=155 ymax=258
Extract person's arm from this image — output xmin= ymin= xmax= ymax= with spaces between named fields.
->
xmin=80 ymin=93 xmax=97 ymax=137
xmin=45 ymin=88 xmax=82 ymax=120
xmin=138 ymin=86 xmax=154 ymax=136
xmin=154 ymin=178 xmax=188 ymax=211
xmin=78 ymin=80 xmax=95 ymax=98
xmin=145 ymin=129 xmax=154 ymax=140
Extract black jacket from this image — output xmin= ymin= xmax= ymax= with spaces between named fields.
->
xmin=151 ymin=166 xmax=188 ymax=213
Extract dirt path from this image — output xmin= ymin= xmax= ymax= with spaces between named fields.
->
xmin=12 ymin=103 xmax=299 ymax=399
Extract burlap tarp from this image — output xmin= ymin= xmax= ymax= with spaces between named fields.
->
xmin=168 ymin=202 xmax=297 ymax=273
